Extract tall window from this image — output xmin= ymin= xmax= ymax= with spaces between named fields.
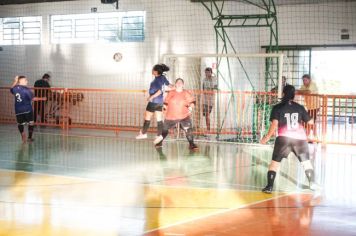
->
xmin=50 ymin=11 xmax=145 ymax=44
xmin=0 ymin=16 xmax=42 ymax=45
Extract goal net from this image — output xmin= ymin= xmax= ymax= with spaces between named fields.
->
xmin=163 ymin=53 xmax=285 ymax=143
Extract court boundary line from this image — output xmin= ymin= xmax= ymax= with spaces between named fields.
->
xmin=143 ymin=191 xmax=298 ymax=234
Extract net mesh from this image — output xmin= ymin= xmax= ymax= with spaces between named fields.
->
xmin=164 ymin=53 xmax=285 ymax=142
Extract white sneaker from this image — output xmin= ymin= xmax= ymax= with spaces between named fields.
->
xmin=310 ymin=182 xmax=322 ymax=191
xmin=153 ymin=135 xmax=163 ymax=144
xmin=136 ymin=131 xmax=147 ymax=139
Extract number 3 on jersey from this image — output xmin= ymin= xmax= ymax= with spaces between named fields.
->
xmin=284 ymin=113 xmax=298 ymax=130
xmin=15 ymin=93 xmax=22 ymax=102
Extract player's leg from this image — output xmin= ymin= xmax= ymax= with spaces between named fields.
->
xmin=16 ymin=114 xmax=27 ymax=143
xmin=155 ymin=120 xmax=176 ymax=147
xmin=33 ymin=101 xmax=39 ymax=123
xmin=180 ymin=117 xmax=198 ymax=150
xmin=40 ymin=101 xmax=45 ymax=123
xmin=154 ymin=104 xmax=164 ymax=137
xmin=27 ymin=111 xmax=35 ymax=142
xmin=262 ymin=160 xmax=281 ymax=193
xmin=293 ymin=140 xmax=319 ymax=190
xmin=136 ymin=103 xmax=154 ymax=139
xmin=262 ymin=137 xmax=291 ymax=193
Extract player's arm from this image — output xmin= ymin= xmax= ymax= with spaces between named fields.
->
xmin=147 ymin=89 xmax=162 ymax=102
xmin=186 ymin=91 xmax=196 ymax=113
xmin=11 ymin=76 xmax=19 ymax=88
xmin=163 ymin=91 xmax=173 ymax=110
xmin=260 ymin=119 xmax=278 ymax=144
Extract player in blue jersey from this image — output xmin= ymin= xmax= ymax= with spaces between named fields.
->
xmin=260 ymin=85 xmax=319 ymax=193
xmin=136 ymin=64 xmax=174 ymax=140
xmin=10 ymin=76 xmax=43 ymax=143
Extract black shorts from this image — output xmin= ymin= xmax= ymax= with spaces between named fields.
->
xmin=203 ymin=104 xmax=213 ymax=116
xmin=164 ymin=116 xmax=192 ymax=131
xmin=146 ymin=102 xmax=163 ymax=112
xmin=272 ymin=136 xmax=309 ymax=162
xmin=16 ymin=111 xmax=34 ymax=125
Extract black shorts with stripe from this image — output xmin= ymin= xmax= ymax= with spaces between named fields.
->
xmin=146 ymin=102 xmax=163 ymax=112
xmin=164 ymin=116 xmax=192 ymax=131
xmin=272 ymin=136 xmax=309 ymax=162
xmin=16 ymin=111 xmax=34 ymax=125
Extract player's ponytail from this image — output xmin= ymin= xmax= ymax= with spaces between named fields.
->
xmin=153 ymin=64 xmax=170 ymax=75
xmin=281 ymin=84 xmax=295 ymax=104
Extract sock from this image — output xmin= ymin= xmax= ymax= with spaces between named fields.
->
xmin=162 ymin=129 xmax=169 ymax=139
xmin=186 ymin=128 xmax=195 ymax=145
xmin=142 ymin=120 xmax=150 ymax=134
xmin=28 ymin=125 xmax=34 ymax=139
xmin=157 ymin=121 xmax=163 ymax=136
xmin=267 ymin=170 xmax=276 ymax=187
xmin=18 ymin=124 xmax=24 ymax=133
xmin=305 ymin=169 xmax=315 ymax=183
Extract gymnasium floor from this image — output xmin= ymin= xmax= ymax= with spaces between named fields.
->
xmin=0 ymin=125 xmax=355 ymax=236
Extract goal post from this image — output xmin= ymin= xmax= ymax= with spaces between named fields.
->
xmin=162 ymin=53 xmax=285 ymax=143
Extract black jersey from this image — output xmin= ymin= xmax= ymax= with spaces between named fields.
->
xmin=270 ymin=101 xmax=311 ymax=140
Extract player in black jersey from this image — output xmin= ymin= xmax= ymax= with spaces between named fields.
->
xmin=260 ymin=85 xmax=318 ymax=193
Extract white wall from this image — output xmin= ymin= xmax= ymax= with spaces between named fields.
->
xmin=0 ymin=0 xmax=355 ymax=89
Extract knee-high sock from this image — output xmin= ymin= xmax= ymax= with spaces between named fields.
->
xmin=28 ymin=124 xmax=34 ymax=139
xmin=185 ymin=128 xmax=194 ymax=145
xmin=142 ymin=120 xmax=150 ymax=134
xmin=157 ymin=121 xmax=163 ymax=136
xmin=18 ymin=124 xmax=24 ymax=134
xmin=267 ymin=170 xmax=276 ymax=187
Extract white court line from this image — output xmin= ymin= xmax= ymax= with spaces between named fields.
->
xmin=143 ymin=191 xmax=299 ymax=234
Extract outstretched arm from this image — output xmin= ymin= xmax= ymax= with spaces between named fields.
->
xmin=11 ymin=76 xmax=19 ymax=88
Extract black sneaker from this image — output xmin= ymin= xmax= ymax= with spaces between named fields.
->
xmin=189 ymin=143 xmax=198 ymax=150
xmin=262 ymin=185 xmax=273 ymax=194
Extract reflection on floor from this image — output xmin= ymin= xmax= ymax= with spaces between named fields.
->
xmin=0 ymin=125 xmax=355 ymax=236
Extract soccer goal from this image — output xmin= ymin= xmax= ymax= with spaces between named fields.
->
xmin=163 ymin=53 xmax=285 ymax=143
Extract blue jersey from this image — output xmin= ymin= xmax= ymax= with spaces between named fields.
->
xmin=149 ymin=75 xmax=170 ymax=104
xmin=10 ymin=85 xmax=34 ymax=115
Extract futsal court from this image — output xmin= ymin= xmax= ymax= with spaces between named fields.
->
xmin=1 ymin=0 xmax=356 ymax=235
xmin=0 ymin=125 xmax=356 ymax=235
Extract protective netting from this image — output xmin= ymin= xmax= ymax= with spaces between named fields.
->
xmin=163 ymin=53 xmax=285 ymax=142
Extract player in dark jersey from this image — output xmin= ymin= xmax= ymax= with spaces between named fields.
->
xmin=260 ymin=85 xmax=318 ymax=193
xmin=136 ymin=64 xmax=174 ymax=140
xmin=34 ymin=73 xmax=51 ymax=123
xmin=10 ymin=76 xmax=36 ymax=143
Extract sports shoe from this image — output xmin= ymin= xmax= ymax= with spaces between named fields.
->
xmin=310 ymin=182 xmax=322 ymax=191
xmin=262 ymin=185 xmax=273 ymax=194
xmin=154 ymin=141 xmax=163 ymax=148
xmin=21 ymin=133 xmax=27 ymax=144
xmin=27 ymin=138 xmax=34 ymax=142
xmin=189 ymin=143 xmax=198 ymax=150
xmin=153 ymin=135 xmax=163 ymax=144
xmin=136 ymin=131 xmax=147 ymax=139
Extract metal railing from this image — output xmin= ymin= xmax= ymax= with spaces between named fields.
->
xmin=1 ymin=87 xmax=355 ymax=145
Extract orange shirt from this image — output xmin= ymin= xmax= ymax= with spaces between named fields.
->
xmin=164 ymin=90 xmax=195 ymax=120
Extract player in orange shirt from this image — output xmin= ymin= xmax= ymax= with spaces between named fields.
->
xmin=154 ymin=78 xmax=198 ymax=150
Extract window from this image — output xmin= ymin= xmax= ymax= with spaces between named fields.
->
xmin=51 ymin=11 xmax=145 ymax=44
xmin=0 ymin=16 xmax=42 ymax=45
